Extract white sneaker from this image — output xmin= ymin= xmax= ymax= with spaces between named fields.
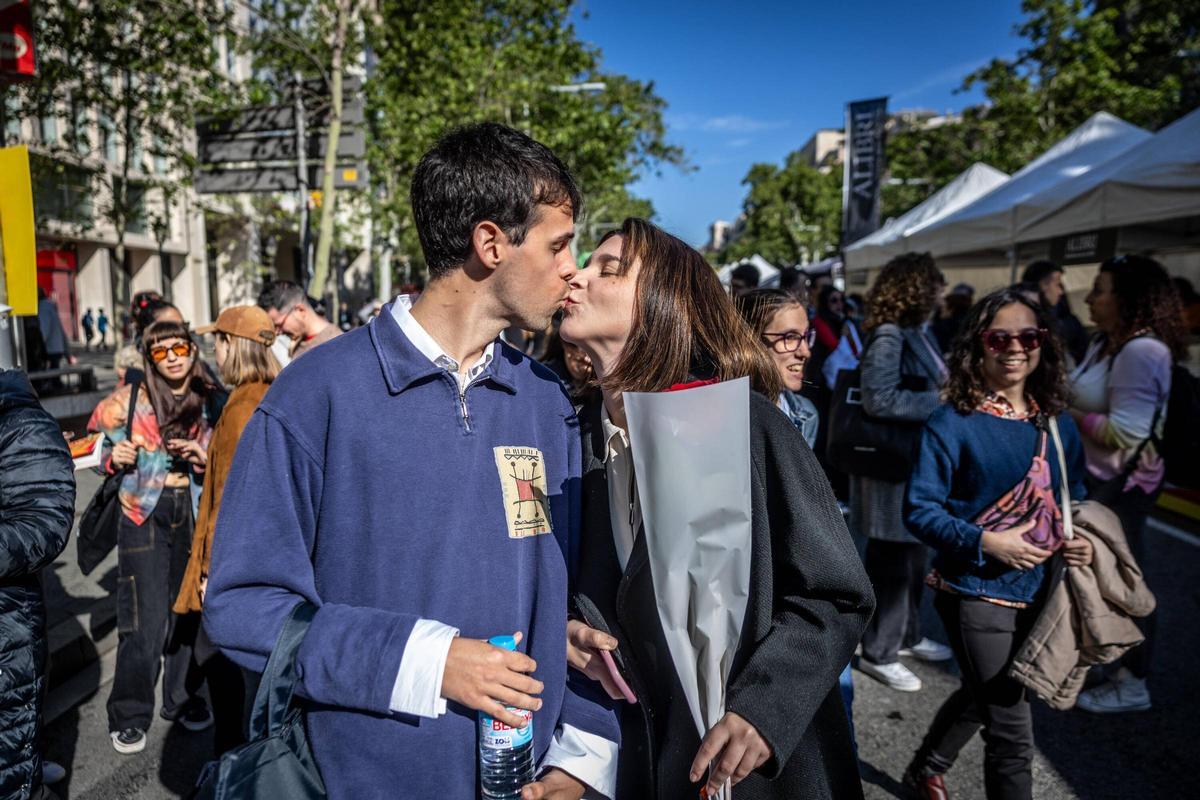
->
xmin=857 ymin=658 xmax=923 ymax=692
xmin=899 ymin=638 xmax=954 ymax=663
xmin=1075 ymin=668 xmax=1151 ymax=713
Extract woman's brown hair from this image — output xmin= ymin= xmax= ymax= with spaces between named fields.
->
xmin=600 ymin=218 xmax=780 ymax=397
xmin=217 ymin=332 xmax=281 ymax=386
xmin=943 ymin=288 xmax=1070 ymax=416
xmin=735 ymin=288 xmax=806 ymax=340
xmin=863 ymin=252 xmax=944 ymax=332
xmin=142 ymin=320 xmax=218 ymax=440
xmin=1100 ymin=255 xmax=1187 ymax=361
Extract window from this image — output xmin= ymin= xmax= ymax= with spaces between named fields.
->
xmin=71 ymin=100 xmax=90 ymax=156
xmin=33 ymin=160 xmax=94 ymax=225
xmin=99 ymin=111 xmax=117 ymax=163
xmin=38 ymin=111 xmax=58 ymax=145
xmin=2 ymin=95 xmax=19 ymax=142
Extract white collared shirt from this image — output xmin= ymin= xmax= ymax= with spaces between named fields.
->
xmin=601 ymin=407 xmax=641 ymax=571
xmin=384 ymin=296 xmax=616 ymax=798
xmin=390 ymin=294 xmax=494 ymax=390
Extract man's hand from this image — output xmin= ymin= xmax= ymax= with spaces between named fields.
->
xmin=981 ymin=519 xmax=1052 ymax=570
xmin=1062 ymin=535 xmax=1093 ymax=567
xmin=440 ymin=631 xmax=542 ymax=729
xmin=689 ymin=711 xmax=771 ymax=797
xmin=520 ymin=767 xmax=586 ymax=800
xmin=566 ymin=620 xmax=626 ymax=701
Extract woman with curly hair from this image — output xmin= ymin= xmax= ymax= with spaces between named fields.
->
xmin=1070 ymin=254 xmax=1185 ymax=714
xmin=902 ymin=288 xmax=1091 ymax=800
xmin=852 ymin=252 xmax=953 ymax=693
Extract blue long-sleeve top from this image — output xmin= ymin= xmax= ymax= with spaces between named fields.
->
xmin=904 ymin=404 xmax=1088 ymax=604
xmin=203 ymin=305 xmax=618 ymax=799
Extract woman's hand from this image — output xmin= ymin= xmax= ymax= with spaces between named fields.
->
xmin=981 ymin=519 xmax=1052 ymax=570
xmin=689 ymin=711 xmax=772 ymax=796
xmin=167 ymin=439 xmax=207 ymax=466
xmin=565 ymin=620 xmax=625 ymax=701
xmin=110 ymin=439 xmax=139 ymax=469
xmin=1062 ymin=536 xmax=1094 ymax=567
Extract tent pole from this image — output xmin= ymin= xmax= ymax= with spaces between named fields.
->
xmin=1009 ymin=246 xmax=1019 ymax=285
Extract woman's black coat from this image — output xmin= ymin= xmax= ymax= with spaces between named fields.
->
xmin=0 ymin=370 xmax=75 ymax=799
xmin=574 ymin=392 xmax=875 ymax=799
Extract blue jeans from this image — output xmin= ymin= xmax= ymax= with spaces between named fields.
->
xmin=839 ymin=662 xmax=857 ymax=752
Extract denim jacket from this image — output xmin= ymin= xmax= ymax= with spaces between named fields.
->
xmin=779 ymin=390 xmax=819 ymax=449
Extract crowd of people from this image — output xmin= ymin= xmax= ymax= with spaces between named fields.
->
xmin=0 ymin=121 xmax=1191 ymax=800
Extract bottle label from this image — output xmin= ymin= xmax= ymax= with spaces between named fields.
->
xmin=479 ymin=707 xmax=533 ymax=749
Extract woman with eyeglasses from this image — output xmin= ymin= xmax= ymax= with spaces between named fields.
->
xmin=88 ymin=319 xmax=221 ymax=755
xmin=736 ymin=288 xmax=820 ymax=446
xmin=1068 ymin=255 xmax=1185 ymax=715
xmin=852 ymin=252 xmax=953 ymax=694
xmin=902 ymin=288 xmax=1090 ymax=800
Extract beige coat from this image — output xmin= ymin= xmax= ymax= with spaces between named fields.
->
xmin=1009 ymin=500 xmax=1156 ymax=709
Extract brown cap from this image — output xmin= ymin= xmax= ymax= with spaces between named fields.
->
xmin=195 ymin=305 xmax=276 ymax=346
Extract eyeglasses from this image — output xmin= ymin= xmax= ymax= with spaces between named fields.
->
xmin=981 ymin=327 xmax=1047 ymax=354
xmin=762 ymin=328 xmax=817 ymax=354
xmin=148 ymin=342 xmax=192 ymax=362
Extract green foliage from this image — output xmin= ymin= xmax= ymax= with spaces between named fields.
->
xmin=10 ymin=0 xmax=234 ymax=245
xmin=366 ymin=0 xmax=688 ymax=270
xmin=719 ymin=153 xmax=841 ymax=267
xmin=882 ymin=0 xmax=1200 ymax=221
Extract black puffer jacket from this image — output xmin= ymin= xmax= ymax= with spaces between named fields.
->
xmin=0 ymin=370 xmax=74 ymax=800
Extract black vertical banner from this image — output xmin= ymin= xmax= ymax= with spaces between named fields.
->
xmin=842 ymin=97 xmax=888 ymax=245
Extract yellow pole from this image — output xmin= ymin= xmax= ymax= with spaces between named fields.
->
xmin=0 ymin=144 xmax=38 ymax=315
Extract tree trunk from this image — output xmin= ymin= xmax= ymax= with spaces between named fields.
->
xmin=309 ymin=0 xmax=353 ymax=300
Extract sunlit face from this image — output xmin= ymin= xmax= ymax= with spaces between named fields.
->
xmin=265 ymin=303 xmax=307 ymax=340
xmin=149 ymin=336 xmax=194 ymax=383
xmin=980 ymin=303 xmax=1041 ymax=395
xmin=1085 ymin=271 xmax=1120 ymax=333
xmin=1040 ymin=271 xmax=1065 ymax=307
xmin=214 ymin=332 xmax=230 ymax=369
xmin=763 ymin=304 xmax=811 ymax=393
xmin=494 ymin=203 xmax=577 ymax=331
xmin=560 ymin=234 xmax=639 ymax=357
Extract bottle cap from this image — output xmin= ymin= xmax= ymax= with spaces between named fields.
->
xmin=488 ymin=635 xmax=518 ymax=651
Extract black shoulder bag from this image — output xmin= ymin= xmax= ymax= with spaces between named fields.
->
xmin=189 ymin=601 xmax=327 ymax=800
xmin=76 ymin=372 xmax=143 ymax=575
xmin=826 ymin=333 xmax=929 ymax=483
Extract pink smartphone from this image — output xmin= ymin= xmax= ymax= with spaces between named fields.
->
xmin=599 ymin=649 xmax=638 ymax=704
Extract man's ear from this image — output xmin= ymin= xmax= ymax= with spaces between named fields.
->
xmin=471 ymin=221 xmax=507 ymax=272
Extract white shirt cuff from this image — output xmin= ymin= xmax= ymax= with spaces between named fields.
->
xmin=388 ymin=618 xmax=459 ymax=718
xmin=538 ymin=723 xmax=619 ymax=800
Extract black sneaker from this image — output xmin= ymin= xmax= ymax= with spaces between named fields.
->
xmin=179 ymin=702 xmax=214 ymax=732
xmin=161 ymin=700 xmax=214 ymax=732
xmin=110 ymin=727 xmax=146 ymax=755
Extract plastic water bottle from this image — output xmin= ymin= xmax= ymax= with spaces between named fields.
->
xmin=479 ymin=635 xmax=535 ymax=799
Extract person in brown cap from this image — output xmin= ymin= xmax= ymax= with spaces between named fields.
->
xmin=176 ymin=305 xmax=280 ymax=755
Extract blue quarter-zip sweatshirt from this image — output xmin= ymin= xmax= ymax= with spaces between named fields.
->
xmin=204 ymin=303 xmax=618 ymax=799
xmin=904 ymin=404 xmax=1088 ymax=604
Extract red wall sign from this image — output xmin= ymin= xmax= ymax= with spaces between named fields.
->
xmin=0 ymin=0 xmax=37 ymax=80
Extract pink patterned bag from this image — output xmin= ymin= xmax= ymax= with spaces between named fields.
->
xmin=973 ymin=427 xmax=1065 ymax=553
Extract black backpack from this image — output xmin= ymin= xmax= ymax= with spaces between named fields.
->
xmin=1106 ymin=336 xmax=1200 ymax=490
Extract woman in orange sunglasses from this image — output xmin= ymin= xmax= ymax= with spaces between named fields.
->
xmin=87 ymin=319 xmax=225 ymax=755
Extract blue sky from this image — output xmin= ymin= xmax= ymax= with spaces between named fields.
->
xmin=573 ymin=0 xmax=1028 ymax=247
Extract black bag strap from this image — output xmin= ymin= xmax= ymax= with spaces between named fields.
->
xmin=248 ymin=601 xmax=318 ymax=739
xmin=125 ymin=375 xmax=142 ymax=442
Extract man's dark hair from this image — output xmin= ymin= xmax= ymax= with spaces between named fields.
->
xmin=730 ymin=263 xmax=760 ymax=288
xmin=410 ymin=122 xmax=582 ymax=280
xmin=258 ymin=280 xmax=309 ymax=313
xmin=1021 ymin=259 xmax=1060 ymax=286
xmin=778 ymin=266 xmax=803 ymax=293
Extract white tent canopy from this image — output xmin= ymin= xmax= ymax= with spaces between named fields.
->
xmin=905 ymin=112 xmax=1151 ymax=258
xmin=1017 ymin=105 xmax=1200 ymax=242
xmin=718 ymin=254 xmax=780 ymax=287
xmin=844 ymin=162 xmax=1009 ymax=271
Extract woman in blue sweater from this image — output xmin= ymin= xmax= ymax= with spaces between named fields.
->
xmin=902 ymin=289 xmax=1093 ymax=800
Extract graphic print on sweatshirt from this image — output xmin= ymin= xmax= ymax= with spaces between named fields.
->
xmin=493 ymin=446 xmax=552 ymax=538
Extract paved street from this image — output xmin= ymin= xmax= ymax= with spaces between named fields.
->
xmin=41 ymin=470 xmax=1200 ymax=799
